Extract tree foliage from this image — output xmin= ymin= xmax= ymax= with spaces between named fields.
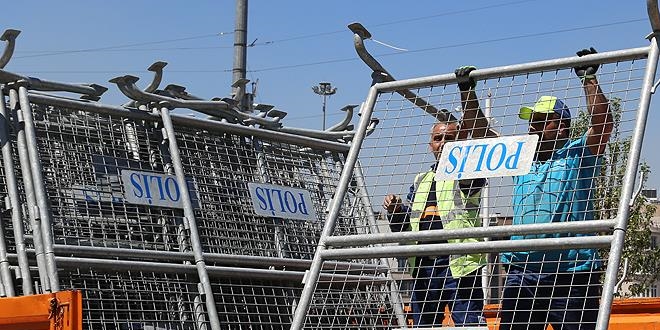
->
xmin=571 ymin=97 xmax=660 ymax=296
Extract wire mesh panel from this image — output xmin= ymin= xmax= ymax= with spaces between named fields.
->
xmin=304 ymin=260 xmax=401 ymax=329
xmin=30 ymin=104 xmax=189 ymax=252
xmin=294 ymin=47 xmax=656 ymax=330
xmin=59 ymin=267 xmax=206 ymax=330
xmin=0 ymin=87 xmax=388 ymax=329
xmin=171 ymin=127 xmax=352 ymax=259
xmin=210 ymin=277 xmax=302 ymax=328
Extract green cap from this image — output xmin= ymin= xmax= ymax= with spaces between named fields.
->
xmin=519 ymin=96 xmax=571 ymax=121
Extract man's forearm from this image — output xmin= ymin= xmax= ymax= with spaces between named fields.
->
xmin=459 ymin=90 xmax=491 ymax=139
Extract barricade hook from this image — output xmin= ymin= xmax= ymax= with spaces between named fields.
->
xmin=0 ymin=29 xmax=20 ymax=69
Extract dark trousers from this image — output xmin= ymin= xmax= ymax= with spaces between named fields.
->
xmin=500 ymin=267 xmax=601 ymax=330
xmin=411 ymin=257 xmax=484 ymax=326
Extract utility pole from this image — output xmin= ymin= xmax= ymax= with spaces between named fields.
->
xmin=311 ymin=82 xmax=337 ymax=130
xmin=232 ymin=0 xmax=249 ymax=111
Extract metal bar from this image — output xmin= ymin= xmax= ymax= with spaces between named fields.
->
xmin=0 ymin=30 xmax=20 ymax=69
xmin=648 ymin=0 xmax=660 ymax=32
xmin=321 ymin=235 xmax=613 ymax=260
xmin=9 ymin=88 xmax=48 ymax=292
xmin=159 ymin=103 xmax=220 ymax=330
xmin=349 ymin=22 xmax=440 ymax=117
xmin=26 ymin=93 xmax=351 ymax=153
xmin=0 ymin=70 xmax=107 ymax=98
xmin=352 ymin=162 xmax=406 ymax=326
xmin=376 ymin=47 xmax=650 ymax=93
xmin=50 ymin=245 xmax=387 ymax=272
xmin=290 ymin=86 xmax=380 ymax=330
xmin=47 ymin=256 xmax=384 ymax=286
xmin=0 ymin=87 xmax=31 ymax=294
xmin=325 ymin=219 xmax=616 ymax=247
xmin=596 ymin=16 xmax=660 ymax=330
xmin=0 ymin=212 xmax=14 ymax=296
xmin=16 ymin=85 xmax=59 ymax=292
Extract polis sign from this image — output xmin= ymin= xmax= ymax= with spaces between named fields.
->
xmin=247 ymin=182 xmax=315 ymax=221
xmin=435 ymin=135 xmax=538 ymax=180
xmin=121 ymin=170 xmax=196 ymax=208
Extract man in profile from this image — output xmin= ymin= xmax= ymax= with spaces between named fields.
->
xmin=383 ymin=66 xmax=496 ymax=326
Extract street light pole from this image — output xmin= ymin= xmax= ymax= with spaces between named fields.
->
xmin=312 ymin=82 xmax=337 ymax=130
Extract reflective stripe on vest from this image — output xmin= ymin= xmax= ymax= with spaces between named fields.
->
xmin=406 ymin=171 xmax=485 ymax=278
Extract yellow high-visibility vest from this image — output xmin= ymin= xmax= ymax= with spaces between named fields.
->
xmin=407 ymin=171 xmax=486 ymax=278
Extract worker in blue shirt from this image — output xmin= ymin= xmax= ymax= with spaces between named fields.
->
xmin=499 ymin=47 xmax=613 ymax=330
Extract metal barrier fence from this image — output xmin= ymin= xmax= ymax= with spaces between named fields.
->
xmin=291 ymin=12 xmax=660 ymax=330
xmin=0 ymin=4 xmax=657 ymax=330
xmin=0 ymin=44 xmax=388 ymax=328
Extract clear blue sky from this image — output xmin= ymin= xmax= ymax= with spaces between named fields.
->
xmin=3 ymin=0 xmax=660 ymax=189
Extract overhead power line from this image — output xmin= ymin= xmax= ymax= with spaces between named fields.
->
xmin=249 ymin=0 xmax=543 ymax=46
xmin=15 ymin=32 xmax=233 ymax=59
xmin=9 ymin=18 xmax=647 ymax=74
xmin=12 ymin=18 xmax=645 ymax=75
xmin=18 ymin=18 xmax=646 ymax=75
xmin=11 ymin=0 xmax=542 ymax=58
xmin=247 ymin=18 xmax=646 ymax=73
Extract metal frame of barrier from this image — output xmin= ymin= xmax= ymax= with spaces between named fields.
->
xmin=290 ymin=1 xmax=660 ymax=329
xmin=0 ymin=28 xmax=388 ymax=329
xmin=0 ymin=44 xmax=399 ymax=329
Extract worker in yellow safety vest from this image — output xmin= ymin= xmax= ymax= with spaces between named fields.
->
xmin=383 ymin=66 xmax=497 ymax=326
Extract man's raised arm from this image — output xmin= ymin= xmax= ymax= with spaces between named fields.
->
xmin=455 ymin=66 xmax=498 ymax=140
xmin=574 ymin=47 xmax=614 ymax=156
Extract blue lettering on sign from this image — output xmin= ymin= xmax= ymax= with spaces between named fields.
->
xmin=506 ymin=142 xmax=525 ymax=169
xmin=130 ymin=173 xmax=143 ymax=198
xmin=486 ymin=143 xmax=506 ymax=171
xmin=436 ymin=135 xmax=539 ymax=180
xmin=164 ymin=177 xmax=180 ymax=202
xmin=122 ymin=170 xmax=198 ymax=209
xmin=248 ymin=183 xmax=315 ymax=221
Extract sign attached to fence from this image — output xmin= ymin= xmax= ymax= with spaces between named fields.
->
xmin=247 ymin=182 xmax=315 ymax=221
xmin=435 ymin=135 xmax=538 ymax=180
xmin=121 ymin=170 xmax=199 ymax=209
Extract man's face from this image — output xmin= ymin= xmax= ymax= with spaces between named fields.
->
xmin=528 ymin=112 xmax=563 ymax=141
xmin=429 ymin=122 xmax=458 ymax=160
xmin=528 ymin=111 xmax=570 ymax=154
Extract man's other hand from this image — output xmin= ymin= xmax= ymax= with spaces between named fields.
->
xmin=455 ymin=65 xmax=477 ymax=91
xmin=383 ymin=194 xmax=403 ymax=214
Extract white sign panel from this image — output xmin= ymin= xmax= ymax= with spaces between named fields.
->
xmin=247 ymin=182 xmax=316 ymax=221
xmin=435 ymin=135 xmax=538 ymax=180
xmin=122 ymin=170 xmax=198 ymax=208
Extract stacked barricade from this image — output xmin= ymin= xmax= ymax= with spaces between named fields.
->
xmin=0 ymin=34 xmax=389 ymax=329
xmin=291 ymin=20 xmax=660 ymax=330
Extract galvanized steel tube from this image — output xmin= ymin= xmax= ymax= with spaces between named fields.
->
xmin=16 ymin=85 xmax=59 ymax=291
xmin=376 ymin=47 xmax=650 ymax=93
xmin=0 ymin=89 xmax=31 ymax=294
xmin=0 ymin=213 xmax=13 ymax=296
xmin=324 ymin=219 xmax=616 ymax=247
xmin=9 ymin=88 xmax=49 ymax=292
xmin=290 ymin=86 xmax=380 ymax=330
xmin=596 ymin=32 xmax=660 ymax=330
xmin=321 ymin=235 xmax=613 ymax=260
xmin=159 ymin=104 xmax=221 ymax=330
xmin=26 ymin=93 xmax=350 ymax=153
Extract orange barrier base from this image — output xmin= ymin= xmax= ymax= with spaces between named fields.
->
xmin=1 ymin=291 xmax=658 ymax=329
xmin=0 ymin=290 xmax=82 ymax=330
xmin=481 ymin=299 xmax=660 ymax=330
xmin=403 ymin=298 xmax=660 ymax=329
